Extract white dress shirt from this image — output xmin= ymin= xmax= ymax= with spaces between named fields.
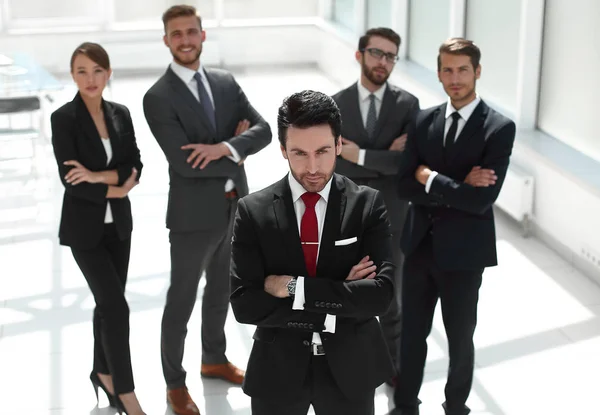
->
xmin=170 ymin=61 xmax=240 ymax=191
xmin=356 ymin=81 xmax=387 ymax=166
xmin=100 ymin=137 xmax=113 ymax=224
xmin=287 ymin=173 xmax=336 ymax=345
xmin=425 ymin=95 xmax=482 ymax=193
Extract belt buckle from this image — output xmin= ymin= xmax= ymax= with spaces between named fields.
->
xmin=312 ymin=343 xmax=325 ymax=356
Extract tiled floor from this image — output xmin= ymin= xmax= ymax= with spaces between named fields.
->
xmin=1 ymin=66 xmax=599 ymax=414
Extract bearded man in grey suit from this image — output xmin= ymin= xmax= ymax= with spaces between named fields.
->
xmin=332 ymin=27 xmax=419 ymax=386
xmin=143 ymin=5 xmax=271 ymax=415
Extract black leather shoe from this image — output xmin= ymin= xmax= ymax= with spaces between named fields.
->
xmin=90 ymin=372 xmax=116 ymax=407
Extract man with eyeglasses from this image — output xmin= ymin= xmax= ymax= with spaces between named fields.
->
xmin=332 ymin=27 xmax=420 ymax=387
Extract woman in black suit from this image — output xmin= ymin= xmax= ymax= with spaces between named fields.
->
xmin=51 ymin=42 xmax=145 ymax=415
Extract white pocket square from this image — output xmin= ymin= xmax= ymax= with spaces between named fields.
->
xmin=335 ymin=237 xmax=358 ymax=246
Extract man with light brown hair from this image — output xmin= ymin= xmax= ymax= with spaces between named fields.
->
xmin=143 ymin=5 xmax=272 ymax=415
xmin=392 ymin=38 xmax=515 ymax=415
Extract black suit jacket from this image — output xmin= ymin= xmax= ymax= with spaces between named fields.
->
xmin=397 ymin=100 xmax=516 ymax=270
xmin=143 ymin=66 xmax=272 ymax=232
xmin=332 ymin=82 xmax=419 ymax=231
xmin=230 ymin=174 xmax=396 ymax=400
xmin=51 ymin=93 xmax=143 ymax=249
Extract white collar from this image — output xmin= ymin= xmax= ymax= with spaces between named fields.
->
xmin=445 ymin=94 xmax=481 ymax=122
xmin=288 ymin=172 xmax=332 ymax=204
xmin=357 ymin=80 xmax=387 ymax=103
xmin=170 ymin=60 xmax=206 ymax=85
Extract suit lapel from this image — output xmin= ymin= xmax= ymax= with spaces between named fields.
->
xmin=316 ymin=175 xmax=347 ymax=279
xmin=166 ymin=67 xmax=216 ymax=136
xmin=446 ymin=101 xmax=487 ymax=164
xmin=372 ymin=85 xmax=394 ymax=142
xmin=102 ymin=100 xmax=120 ymax=166
xmin=273 ymin=178 xmax=309 ymax=277
xmin=429 ymin=104 xmax=446 ymax=168
xmin=75 ymin=94 xmax=106 ymax=165
xmin=347 ymin=83 xmax=369 ymax=141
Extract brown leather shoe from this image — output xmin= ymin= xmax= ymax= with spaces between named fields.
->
xmin=167 ymin=387 xmax=200 ymax=415
xmin=200 ymin=362 xmax=245 ymax=385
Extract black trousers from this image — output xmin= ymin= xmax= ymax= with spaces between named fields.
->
xmin=394 ymin=233 xmax=483 ymax=415
xmin=71 ymin=223 xmax=134 ymax=394
xmin=161 ymin=197 xmax=237 ymax=389
xmin=379 ymin=230 xmax=404 ymax=374
xmin=251 ymin=355 xmax=375 ymax=415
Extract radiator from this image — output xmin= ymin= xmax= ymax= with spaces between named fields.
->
xmin=495 ymin=164 xmax=534 ymax=236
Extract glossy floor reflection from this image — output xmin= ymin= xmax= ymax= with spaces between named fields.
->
xmin=1 ymin=66 xmax=599 ymax=414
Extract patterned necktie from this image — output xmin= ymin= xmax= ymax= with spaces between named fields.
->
xmin=193 ymin=72 xmax=216 ymax=131
xmin=444 ymin=111 xmax=462 ymax=154
xmin=300 ymin=192 xmax=320 ymax=277
xmin=365 ymin=94 xmax=377 ymax=139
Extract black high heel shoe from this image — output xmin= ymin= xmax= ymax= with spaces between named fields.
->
xmin=115 ymin=394 xmax=147 ymax=415
xmin=89 ymin=372 xmax=116 ymax=407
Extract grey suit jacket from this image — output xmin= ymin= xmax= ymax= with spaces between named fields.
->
xmin=143 ymin=66 xmax=272 ymax=232
xmin=332 ymin=82 xmax=419 ymax=231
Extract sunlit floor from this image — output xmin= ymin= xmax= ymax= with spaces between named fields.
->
xmin=1 ymin=66 xmax=599 ymax=415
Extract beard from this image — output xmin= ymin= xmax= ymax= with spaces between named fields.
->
xmin=362 ymin=59 xmax=390 ymax=86
xmin=446 ymin=79 xmax=477 ymax=103
xmin=289 ymin=160 xmax=336 ymax=194
xmin=171 ymin=44 xmax=202 ymax=67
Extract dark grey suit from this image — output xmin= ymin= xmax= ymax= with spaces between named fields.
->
xmin=143 ymin=66 xmax=271 ymax=389
xmin=332 ymin=82 xmax=419 ymax=372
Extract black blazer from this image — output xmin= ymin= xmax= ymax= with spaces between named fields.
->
xmin=333 ymin=82 xmax=420 ymax=232
xmin=51 ymin=93 xmax=143 ymax=249
xmin=230 ymin=174 xmax=396 ymax=400
xmin=143 ymin=67 xmax=271 ymax=232
xmin=397 ymin=100 xmax=515 ymax=270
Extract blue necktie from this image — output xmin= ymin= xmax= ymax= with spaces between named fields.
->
xmin=193 ymin=72 xmax=216 ymax=131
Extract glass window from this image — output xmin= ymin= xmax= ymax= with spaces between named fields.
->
xmin=408 ymin=0 xmax=449 ymax=72
xmin=114 ymin=0 xmax=215 ymax=23
xmin=465 ymin=0 xmax=521 ymax=112
xmin=367 ymin=0 xmax=392 ymax=29
xmin=538 ymin=0 xmax=600 ymax=162
xmin=332 ymin=0 xmax=357 ymax=32
xmin=223 ymin=0 xmax=319 ymax=19
xmin=7 ymin=0 xmax=100 ymax=19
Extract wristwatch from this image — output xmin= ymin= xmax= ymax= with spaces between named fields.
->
xmin=286 ymin=277 xmax=297 ymax=297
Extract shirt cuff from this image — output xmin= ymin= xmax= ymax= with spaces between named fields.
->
xmin=357 ymin=149 xmax=366 ymax=166
xmin=425 ymin=171 xmax=439 ymax=194
xmin=323 ymin=314 xmax=336 ymax=333
xmin=292 ymin=277 xmax=305 ymax=310
xmin=224 ymin=142 xmax=241 ymax=163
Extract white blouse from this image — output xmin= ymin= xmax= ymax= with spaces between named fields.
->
xmin=100 ymin=137 xmax=114 ymax=224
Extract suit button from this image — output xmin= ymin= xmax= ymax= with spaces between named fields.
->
xmin=287 ymin=322 xmax=293 ymax=327
xmin=337 ymin=304 xmax=342 ymax=308
xmin=308 ymin=324 xmax=314 ymax=330
xmin=325 ymin=302 xmax=331 ymax=308
xmin=320 ymin=301 xmax=326 ymax=307
xmin=315 ymin=301 xmax=320 ymax=307
xmin=303 ymin=340 xmax=310 ymax=346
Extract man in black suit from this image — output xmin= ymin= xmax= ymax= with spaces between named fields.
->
xmin=332 ymin=27 xmax=419 ymax=381
xmin=392 ymin=38 xmax=516 ymax=415
xmin=143 ymin=5 xmax=271 ymax=414
xmin=230 ymin=90 xmax=396 ymax=415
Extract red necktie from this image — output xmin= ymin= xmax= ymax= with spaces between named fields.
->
xmin=300 ymin=192 xmax=320 ymax=277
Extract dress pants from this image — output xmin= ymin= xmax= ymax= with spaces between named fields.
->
xmin=394 ymin=233 xmax=483 ymax=415
xmin=71 ymin=223 xmax=134 ymax=394
xmin=251 ymin=355 xmax=375 ymax=415
xmin=161 ymin=197 xmax=237 ymax=389
xmin=378 ymin=230 xmax=404 ymax=373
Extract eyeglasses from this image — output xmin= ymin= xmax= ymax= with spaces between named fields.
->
xmin=361 ymin=48 xmax=399 ymax=63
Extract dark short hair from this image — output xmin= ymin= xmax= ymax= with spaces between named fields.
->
xmin=70 ymin=42 xmax=110 ymax=72
xmin=358 ymin=27 xmax=401 ymax=51
xmin=162 ymin=4 xmax=202 ymax=33
xmin=437 ymin=38 xmax=481 ymax=71
xmin=277 ymin=90 xmax=342 ymax=148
